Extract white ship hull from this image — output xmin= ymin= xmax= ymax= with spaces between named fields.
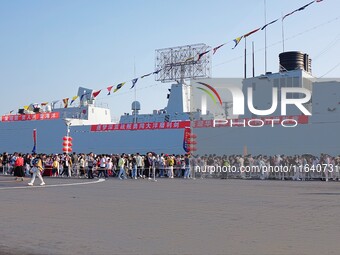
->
xmin=0 ymin=118 xmax=185 ymax=154
xmin=1 ymin=55 xmax=339 ymax=156
xmin=0 ymin=116 xmax=339 ymax=156
xmin=195 ymin=121 xmax=340 ymax=156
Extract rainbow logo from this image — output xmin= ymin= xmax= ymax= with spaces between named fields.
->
xmin=196 ymin=82 xmax=223 ymax=106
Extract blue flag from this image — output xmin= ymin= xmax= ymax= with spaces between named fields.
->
xmin=130 ymin=78 xmax=138 ymax=89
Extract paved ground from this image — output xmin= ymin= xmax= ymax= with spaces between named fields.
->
xmin=0 ymin=176 xmax=340 ymax=255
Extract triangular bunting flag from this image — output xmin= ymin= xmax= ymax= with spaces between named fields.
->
xmin=130 ymin=78 xmax=138 ymax=89
xmin=92 ymin=90 xmax=101 ymax=98
xmin=114 ymin=82 xmax=126 ymax=93
xmin=283 ymin=1 xmax=314 ymax=20
xmin=70 ymin=96 xmax=79 ymax=105
xmin=107 ymin=85 xmax=114 ymax=95
xmin=198 ymin=50 xmax=210 ymax=60
xmin=232 ymin=36 xmax=243 ymax=49
xmin=80 ymin=93 xmax=88 ymax=101
xmin=141 ymin=73 xmax=152 ymax=78
xmin=244 ymin=28 xmax=260 ymax=38
xmin=213 ymin=44 xmax=225 ymax=54
xmin=62 ymin=98 xmax=69 ymax=108
xmin=153 ymin=69 xmax=162 ymax=74
xmin=261 ymin=19 xmax=279 ymax=30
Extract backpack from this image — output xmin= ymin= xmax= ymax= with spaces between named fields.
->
xmin=52 ymin=161 xmax=58 ymax=168
xmin=32 ymin=158 xmax=39 ymax=166
xmin=88 ymin=160 xmax=94 ymax=168
xmin=118 ymin=158 xmax=124 ymax=167
xmin=168 ymin=158 xmax=174 ymax=166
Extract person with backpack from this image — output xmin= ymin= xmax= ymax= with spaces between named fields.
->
xmin=87 ymin=153 xmax=95 ymax=179
xmin=52 ymin=156 xmax=60 ymax=177
xmin=167 ymin=155 xmax=174 ymax=178
xmin=118 ymin=154 xmax=127 ymax=180
xmin=28 ymin=154 xmax=45 ymax=186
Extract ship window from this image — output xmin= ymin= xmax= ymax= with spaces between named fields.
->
xmin=105 ymin=110 xmax=107 ymax=115
xmin=92 ymin=108 xmax=94 ymax=114
xmin=252 ymin=82 xmax=256 ymax=90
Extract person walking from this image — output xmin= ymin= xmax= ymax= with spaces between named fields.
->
xmin=136 ymin=153 xmax=143 ymax=178
xmin=184 ymin=154 xmax=191 ymax=179
xmin=28 ymin=154 xmax=45 ymax=186
xmin=72 ymin=152 xmax=79 ymax=177
xmin=60 ymin=154 xmax=72 ymax=177
xmin=79 ymin=154 xmax=86 ymax=177
xmin=51 ymin=156 xmax=59 ymax=177
xmin=167 ymin=155 xmax=174 ymax=178
xmin=118 ymin=154 xmax=127 ymax=180
xmin=98 ymin=155 xmax=108 ymax=179
xmin=14 ymin=153 xmax=25 ymax=181
xmin=131 ymin=154 xmax=138 ymax=179
xmin=87 ymin=153 xmax=95 ymax=179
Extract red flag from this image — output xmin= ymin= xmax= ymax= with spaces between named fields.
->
xmin=213 ymin=44 xmax=225 ymax=54
xmin=62 ymin=98 xmax=69 ymax=108
xmin=107 ymin=86 xmax=114 ymax=95
xmin=92 ymin=90 xmax=101 ymax=98
xmin=244 ymin=28 xmax=260 ymax=38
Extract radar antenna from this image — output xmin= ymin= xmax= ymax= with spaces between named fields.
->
xmin=155 ymin=43 xmax=211 ymax=83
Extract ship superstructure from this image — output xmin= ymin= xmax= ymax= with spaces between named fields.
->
xmin=0 ymin=51 xmax=339 ymax=155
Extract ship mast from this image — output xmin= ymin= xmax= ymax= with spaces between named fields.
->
xmin=264 ymin=0 xmax=268 ymax=74
xmin=133 ymin=57 xmax=137 ymax=123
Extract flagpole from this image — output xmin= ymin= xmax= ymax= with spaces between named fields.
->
xmin=281 ymin=12 xmax=285 ymax=52
xmin=264 ymin=0 xmax=267 ymax=73
xmin=252 ymin=41 xmax=255 ymax=77
xmin=32 ymin=129 xmax=37 ymax=154
xmin=244 ymin=36 xmax=247 ymax=79
xmin=133 ymin=57 xmax=137 ymax=123
xmin=36 ymin=129 xmax=37 ymax=153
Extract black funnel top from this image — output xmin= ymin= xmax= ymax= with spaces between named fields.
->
xmin=279 ymin=51 xmax=311 ymax=73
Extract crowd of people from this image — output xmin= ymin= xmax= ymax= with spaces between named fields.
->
xmin=1 ymin=152 xmax=340 ymax=184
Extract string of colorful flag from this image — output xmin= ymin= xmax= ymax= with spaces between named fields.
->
xmin=192 ymin=0 xmax=324 ymax=61
xmin=17 ymin=68 xmax=163 ymax=111
xmin=57 ymin=68 xmax=162 ymax=108
xmin=14 ymin=0 xmax=324 ymax=113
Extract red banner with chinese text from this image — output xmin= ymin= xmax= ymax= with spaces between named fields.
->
xmin=90 ymin=115 xmax=309 ymax=132
xmin=1 ymin=112 xmax=60 ymax=122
